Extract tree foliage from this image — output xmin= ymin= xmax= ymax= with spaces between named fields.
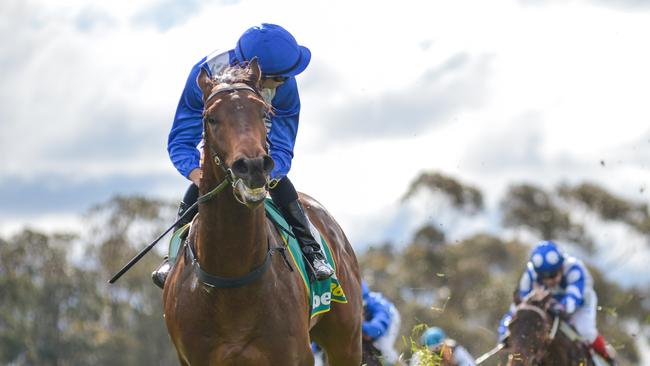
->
xmin=402 ymin=172 xmax=484 ymax=214
xmin=501 ymin=183 xmax=593 ymax=251
xmin=558 ymin=182 xmax=650 ymax=236
xmin=0 ymin=196 xmax=177 ymax=365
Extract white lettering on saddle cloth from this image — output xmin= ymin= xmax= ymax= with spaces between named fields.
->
xmin=312 ymin=291 xmax=332 ymax=308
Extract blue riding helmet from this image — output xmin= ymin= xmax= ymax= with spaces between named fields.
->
xmin=530 ymin=240 xmax=564 ymax=275
xmin=234 ymin=23 xmax=311 ymax=77
xmin=421 ymin=327 xmax=446 ymax=347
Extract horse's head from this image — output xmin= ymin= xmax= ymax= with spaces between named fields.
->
xmin=197 ymin=58 xmax=274 ymax=207
xmin=507 ymin=287 xmax=554 ymax=366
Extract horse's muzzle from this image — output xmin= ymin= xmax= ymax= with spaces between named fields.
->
xmin=230 ymin=155 xmax=274 ymax=207
xmin=231 ymin=155 xmax=274 ymax=188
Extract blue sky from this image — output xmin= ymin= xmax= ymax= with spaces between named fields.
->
xmin=2 ymin=0 xmax=650 ymax=247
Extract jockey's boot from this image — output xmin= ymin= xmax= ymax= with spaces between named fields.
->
xmin=151 ymin=258 xmax=171 ymax=290
xmin=280 ymin=199 xmax=334 ymax=281
xmin=591 ymin=334 xmax=616 ymax=365
xmin=151 ymin=200 xmax=195 ymax=289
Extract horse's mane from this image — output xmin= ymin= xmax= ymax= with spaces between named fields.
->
xmin=522 ymin=286 xmax=551 ymax=308
xmin=204 ymin=62 xmax=272 ymax=114
xmin=215 ymin=63 xmax=258 ymax=85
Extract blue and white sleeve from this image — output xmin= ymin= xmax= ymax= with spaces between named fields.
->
xmin=497 ymin=303 xmax=516 ymax=342
xmin=561 ymin=264 xmax=586 ymax=314
xmin=517 ymin=266 xmax=535 ymax=300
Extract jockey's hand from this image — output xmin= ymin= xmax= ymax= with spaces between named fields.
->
xmin=499 ymin=333 xmax=510 ymax=348
xmin=362 ymin=334 xmax=373 ymax=342
xmin=548 ymin=301 xmax=566 ymax=317
xmin=189 ymin=168 xmax=202 ymax=187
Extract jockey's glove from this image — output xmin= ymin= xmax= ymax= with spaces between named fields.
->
xmin=548 ymin=302 xmax=566 ymax=317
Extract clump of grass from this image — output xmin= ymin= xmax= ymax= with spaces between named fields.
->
xmin=402 ymin=323 xmax=445 ymax=366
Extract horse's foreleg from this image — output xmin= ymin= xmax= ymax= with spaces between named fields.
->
xmin=311 ymin=315 xmax=362 ymax=366
xmin=320 ymin=341 xmax=362 ymax=366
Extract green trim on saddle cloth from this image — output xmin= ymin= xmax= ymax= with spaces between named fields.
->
xmin=168 ymin=224 xmax=190 ymax=265
xmin=264 ymin=198 xmax=347 ymax=318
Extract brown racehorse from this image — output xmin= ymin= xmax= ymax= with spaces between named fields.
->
xmin=163 ymin=59 xmax=363 ymax=365
xmin=506 ymin=287 xmax=594 ymax=366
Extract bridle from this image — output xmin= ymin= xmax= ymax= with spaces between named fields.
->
xmin=199 ymin=82 xmax=271 ymax=205
xmin=508 ymin=302 xmax=560 ymax=365
xmin=184 ymin=81 xmax=284 ymax=289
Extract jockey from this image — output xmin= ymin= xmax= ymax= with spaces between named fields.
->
xmin=497 ymin=240 xmax=614 ymax=363
xmin=362 ymin=281 xmax=401 ymax=365
xmin=151 ymin=23 xmax=334 ymax=288
xmin=410 ymin=326 xmax=476 ymax=366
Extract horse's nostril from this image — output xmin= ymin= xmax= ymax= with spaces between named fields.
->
xmin=262 ymin=155 xmax=274 ymax=173
xmin=232 ymin=158 xmax=249 ymax=176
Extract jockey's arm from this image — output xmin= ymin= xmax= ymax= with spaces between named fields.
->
xmin=497 ymin=303 xmax=516 ymax=343
xmin=559 ymin=264 xmax=587 ymax=314
xmin=362 ymin=294 xmax=391 ymax=340
xmin=453 ymin=344 xmax=477 ymax=366
xmin=168 ymin=59 xmax=207 ymax=179
xmin=266 ymin=77 xmax=300 ymax=180
xmin=517 ymin=263 xmax=535 ymax=299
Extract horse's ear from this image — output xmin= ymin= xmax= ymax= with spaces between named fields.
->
xmin=197 ymin=68 xmax=214 ymax=99
xmin=248 ymin=57 xmax=262 ymax=88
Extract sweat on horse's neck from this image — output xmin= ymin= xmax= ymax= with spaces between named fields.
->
xmin=195 ymin=155 xmax=269 ymax=279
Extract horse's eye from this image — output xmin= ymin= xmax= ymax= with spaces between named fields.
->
xmin=205 ymin=116 xmax=218 ymax=125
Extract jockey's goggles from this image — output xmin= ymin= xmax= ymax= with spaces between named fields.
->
xmin=263 ymin=75 xmax=289 ymax=82
xmin=539 ymin=270 xmax=561 ymax=279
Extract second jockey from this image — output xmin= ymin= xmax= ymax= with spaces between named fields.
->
xmin=497 ymin=240 xmax=615 ymax=364
xmin=362 ymin=281 xmax=402 ymax=365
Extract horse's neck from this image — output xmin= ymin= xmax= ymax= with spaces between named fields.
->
xmin=195 ymin=164 xmax=268 ymax=277
xmin=547 ymin=330 xmax=593 ymax=366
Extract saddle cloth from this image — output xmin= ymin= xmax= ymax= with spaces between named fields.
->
xmin=264 ymin=198 xmax=347 ymax=317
